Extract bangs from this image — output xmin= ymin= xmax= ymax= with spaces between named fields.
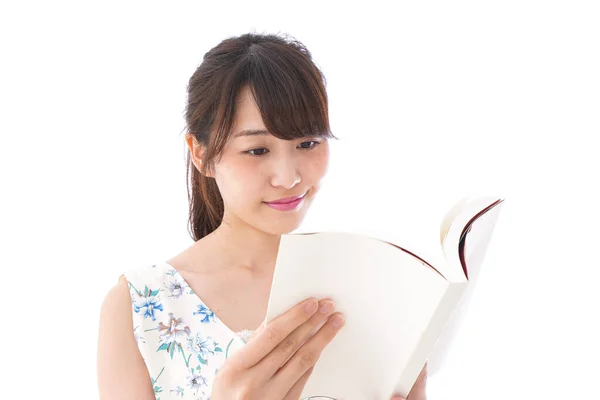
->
xmin=207 ymin=36 xmax=337 ymax=161
xmin=245 ymin=50 xmax=335 ymax=141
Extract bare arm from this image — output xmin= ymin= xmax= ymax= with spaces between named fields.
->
xmin=97 ymin=276 xmax=155 ymax=400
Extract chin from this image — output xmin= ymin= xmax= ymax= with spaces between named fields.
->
xmin=259 ymin=204 xmax=311 ymax=235
xmin=262 ymin=213 xmax=307 ymax=235
xmin=248 ymin=190 xmax=317 ymax=235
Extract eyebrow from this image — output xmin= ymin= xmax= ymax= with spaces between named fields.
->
xmin=233 ymin=129 xmax=270 ymax=138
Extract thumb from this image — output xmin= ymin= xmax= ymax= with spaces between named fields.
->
xmin=253 ymin=318 xmax=267 ymax=335
xmin=258 ymin=318 xmax=267 ymax=330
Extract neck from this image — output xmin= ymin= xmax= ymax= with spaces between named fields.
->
xmin=209 ymin=216 xmax=282 ymax=273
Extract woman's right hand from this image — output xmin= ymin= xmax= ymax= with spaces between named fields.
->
xmin=210 ymin=298 xmax=344 ymax=400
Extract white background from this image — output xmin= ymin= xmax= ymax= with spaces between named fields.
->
xmin=1 ymin=1 xmax=599 ymax=399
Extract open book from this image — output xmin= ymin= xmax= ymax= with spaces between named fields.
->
xmin=264 ymin=196 xmax=505 ymax=400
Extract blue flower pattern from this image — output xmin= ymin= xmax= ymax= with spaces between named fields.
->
xmin=131 ymin=285 xmax=164 ymax=321
xmin=124 ymin=263 xmax=250 ymax=400
xmin=194 ymin=304 xmax=216 ymax=324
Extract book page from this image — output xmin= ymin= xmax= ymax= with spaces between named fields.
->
xmin=428 ymin=199 xmax=505 ymax=375
xmin=296 ymin=193 xmax=464 ymax=274
xmin=266 ymin=232 xmax=452 ymax=399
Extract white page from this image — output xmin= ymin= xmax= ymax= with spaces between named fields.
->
xmin=266 ymin=232 xmax=451 ymax=399
xmin=428 ymin=199 xmax=505 ymax=375
xmin=297 ymin=187 xmax=465 ymax=267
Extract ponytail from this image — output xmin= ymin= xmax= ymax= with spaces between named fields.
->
xmin=186 ymin=149 xmax=224 ymax=241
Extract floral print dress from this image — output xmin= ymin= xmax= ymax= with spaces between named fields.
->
xmin=123 ymin=262 xmax=255 ymax=400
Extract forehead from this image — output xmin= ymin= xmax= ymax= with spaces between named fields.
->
xmin=232 ymin=86 xmax=268 ymax=138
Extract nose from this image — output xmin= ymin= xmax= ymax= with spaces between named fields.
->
xmin=270 ymin=154 xmax=301 ymax=189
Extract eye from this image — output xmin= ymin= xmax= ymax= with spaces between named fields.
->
xmin=244 ymin=140 xmax=321 ymax=157
xmin=299 ymin=140 xmax=320 ymax=150
xmin=246 ymin=148 xmax=268 ymax=157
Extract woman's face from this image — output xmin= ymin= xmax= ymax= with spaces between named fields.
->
xmin=196 ymin=86 xmax=330 ymax=235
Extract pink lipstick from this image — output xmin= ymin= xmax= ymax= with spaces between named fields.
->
xmin=264 ymin=193 xmax=306 ymax=211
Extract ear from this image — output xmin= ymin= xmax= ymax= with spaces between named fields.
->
xmin=185 ymin=133 xmax=214 ymax=178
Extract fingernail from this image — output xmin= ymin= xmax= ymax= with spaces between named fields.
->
xmin=304 ymin=300 xmax=318 ymax=314
xmin=319 ymin=300 xmax=334 ymax=314
xmin=330 ymin=313 xmax=345 ymax=328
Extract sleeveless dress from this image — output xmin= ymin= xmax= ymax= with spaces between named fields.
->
xmin=123 ymin=262 xmax=257 ymax=400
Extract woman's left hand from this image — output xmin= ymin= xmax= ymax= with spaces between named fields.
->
xmin=390 ymin=362 xmax=427 ymax=400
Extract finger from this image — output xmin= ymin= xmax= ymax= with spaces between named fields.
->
xmin=271 ymin=312 xmax=345 ymax=394
xmin=407 ymin=362 xmax=428 ymax=400
xmin=255 ymin=299 xmax=335 ymax=376
xmin=229 ymin=298 xmax=319 ymax=369
xmin=282 ymin=366 xmax=314 ymax=400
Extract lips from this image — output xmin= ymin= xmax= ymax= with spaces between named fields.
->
xmin=265 ymin=192 xmax=307 ymax=205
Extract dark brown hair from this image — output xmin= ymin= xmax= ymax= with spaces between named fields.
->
xmin=183 ymin=32 xmax=338 ymax=241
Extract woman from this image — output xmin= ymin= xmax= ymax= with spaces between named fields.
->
xmin=97 ymin=32 xmax=427 ymax=400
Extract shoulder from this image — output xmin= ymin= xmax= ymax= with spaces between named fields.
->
xmin=97 ymin=274 xmax=140 ymax=344
xmin=97 ymin=276 xmax=155 ymax=399
xmin=100 ymin=275 xmax=130 ymax=317
xmin=98 ymin=262 xmax=187 ymax=335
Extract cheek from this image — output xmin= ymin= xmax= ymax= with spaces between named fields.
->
xmin=217 ymin=164 xmax=263 ymax=205
xmin=308 ymin=146 xmax=330 ymax=179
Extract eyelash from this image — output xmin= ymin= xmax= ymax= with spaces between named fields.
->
xmin=244 ymin=141 xmax=321 ymax=157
